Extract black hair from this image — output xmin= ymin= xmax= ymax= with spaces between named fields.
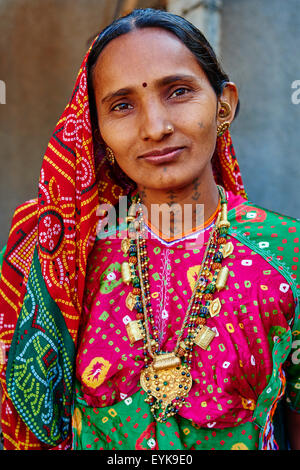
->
xmin=87 ymin=8 xmax=239 ymax=189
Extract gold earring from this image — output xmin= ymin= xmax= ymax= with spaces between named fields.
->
xmin=106 ymin=146 xmax=115 ymax=165
xmin=217 ymin=121 xmax=231 ymax=137
xmin=218 ymin=101 xmax=231 ymax=118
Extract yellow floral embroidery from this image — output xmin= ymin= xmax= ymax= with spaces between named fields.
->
xmin=72 ymin=407 xmax=82 ymax=437
xmin=82 ymin=357 xmax=111 ymax=389
xmin=231 ymin=442 xmax=249 ymax=450
xmin=241 ymin=396 xmax=256 ymax=410
xmin=187 ymin=265 xmax=201 ymax=292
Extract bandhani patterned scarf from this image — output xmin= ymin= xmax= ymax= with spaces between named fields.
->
xmin=0 ymin=36 xmax=247 ymax=450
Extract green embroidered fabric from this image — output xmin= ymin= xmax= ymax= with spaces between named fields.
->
xmin=72 ymin=384 xmax=260 ymax=450
xmin=5 ymin=247 xmax=75 ymax=445
xmin=227 ymin=202 xmax=300 ymax=448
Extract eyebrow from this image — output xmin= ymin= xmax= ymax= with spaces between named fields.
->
xmin=100 ymin=74 xmax=199 ymax=104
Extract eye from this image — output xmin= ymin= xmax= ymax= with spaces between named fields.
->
xmin=169 ymin=87 xmax=191 ymax=98
xmin=111 ymin=102 xmax=133 ymax=112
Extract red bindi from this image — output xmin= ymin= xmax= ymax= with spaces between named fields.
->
xmin=142 ymin=82 xmax=147 ymax=87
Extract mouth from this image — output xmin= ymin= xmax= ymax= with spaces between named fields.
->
xmin=138 ymin=146 xmax=185 ymax=164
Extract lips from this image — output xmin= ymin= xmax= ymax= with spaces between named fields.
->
xmin=138 ymin=146 xmax=185 ymax=164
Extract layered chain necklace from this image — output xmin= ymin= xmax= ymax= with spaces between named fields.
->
xmin=121 ymin=186 xmax=233 ymax=423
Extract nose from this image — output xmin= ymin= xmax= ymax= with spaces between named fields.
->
xmin=139 ymin=99 xmax=174 ymax=141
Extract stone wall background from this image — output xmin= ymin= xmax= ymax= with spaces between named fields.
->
xmin=220 ymin=0 xmax=300 ymax=219
xmin=0 ymin=0 xmax=299 ymax=248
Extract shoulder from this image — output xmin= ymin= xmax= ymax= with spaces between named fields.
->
xmin=0 ymin=198 xmax=38 ymax=281
xmin=227 ymin=199 xmax=299 ymax=237
xmin=228 ymin=199 xmax=299 ymax=295
xmin=12 ymin=198 xmax=38 ymax=217
xmin=8 ymin=198 xmax=39 ymax=236
xmin=6 ymin=197 xmax=38 ymax=244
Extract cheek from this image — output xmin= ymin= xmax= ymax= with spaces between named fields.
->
xmin=186 ymin=116 xmax=217 ymax=165
xmin=174 ymin=100 xmax=217 ymax=134
xmin=99 ymin=114 xmax=136 ymax=150
xmin=196 ymin=104 xmax=218 ymax=143
xmin=188 ymin=116 xmax=218 ymax=156
xmin=99 ymin=123 xmax=127 ymax=160
xmin=100 ymin=122 xmax=139 ymax=177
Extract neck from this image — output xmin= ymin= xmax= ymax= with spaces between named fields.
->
xmin=136 ymin=170 xmax=220 ymax=239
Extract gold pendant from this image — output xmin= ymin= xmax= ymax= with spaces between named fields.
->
xmin=140 ymin=354 xmax=192 ymax=415
xmin=121 ymin=238 xmax=130 ymax=254
xmin=125 ymin=291 xmax=136 ymax=311
xmin=216 ymin=266 xmax=229 ymax=291
xmin=222 ymin=241 xmax=234 ymax=258
xmin=209 ymin=297 xmax=222 ymax=317
xmin=193 ymin=325 xmax=216 ymax=349
xmin=152 ymin=352 xmax=181 ymax=370
xmin=126 ymin=320 xmax=144 ymax=344
xmin=121 ymin=261 xmax=132 ymax=285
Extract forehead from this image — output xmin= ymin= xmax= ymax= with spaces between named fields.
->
xmin=92 ymin=28 xmax=207 ymax=91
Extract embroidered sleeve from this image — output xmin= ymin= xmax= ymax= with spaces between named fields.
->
xmin=228 ymin=202 xmax=300 ymax=413
xmin=285 ymin=304 xmax=300 ymax=412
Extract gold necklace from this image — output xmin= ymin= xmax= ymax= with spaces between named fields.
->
xmin=121 ymin=186 xmax=233 ymax=422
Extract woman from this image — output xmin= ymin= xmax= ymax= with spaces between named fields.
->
xmin=0 ymin=8 xmax=299 ymax=451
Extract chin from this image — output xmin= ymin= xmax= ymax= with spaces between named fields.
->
xmin=143 ymin=176 xmax=194 ymax=192
xmin=133 ymin=163 xmax=205 ymax=192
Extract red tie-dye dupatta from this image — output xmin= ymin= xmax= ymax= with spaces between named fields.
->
xmin=0 ymin=36 xmax=247 ymax=450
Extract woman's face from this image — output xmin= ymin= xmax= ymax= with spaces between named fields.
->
xmin=92 ymin=28 xmax=237 ymax=191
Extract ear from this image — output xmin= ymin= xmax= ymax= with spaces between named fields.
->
xmin=216 ymin=82 xmax=239 ymax=126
